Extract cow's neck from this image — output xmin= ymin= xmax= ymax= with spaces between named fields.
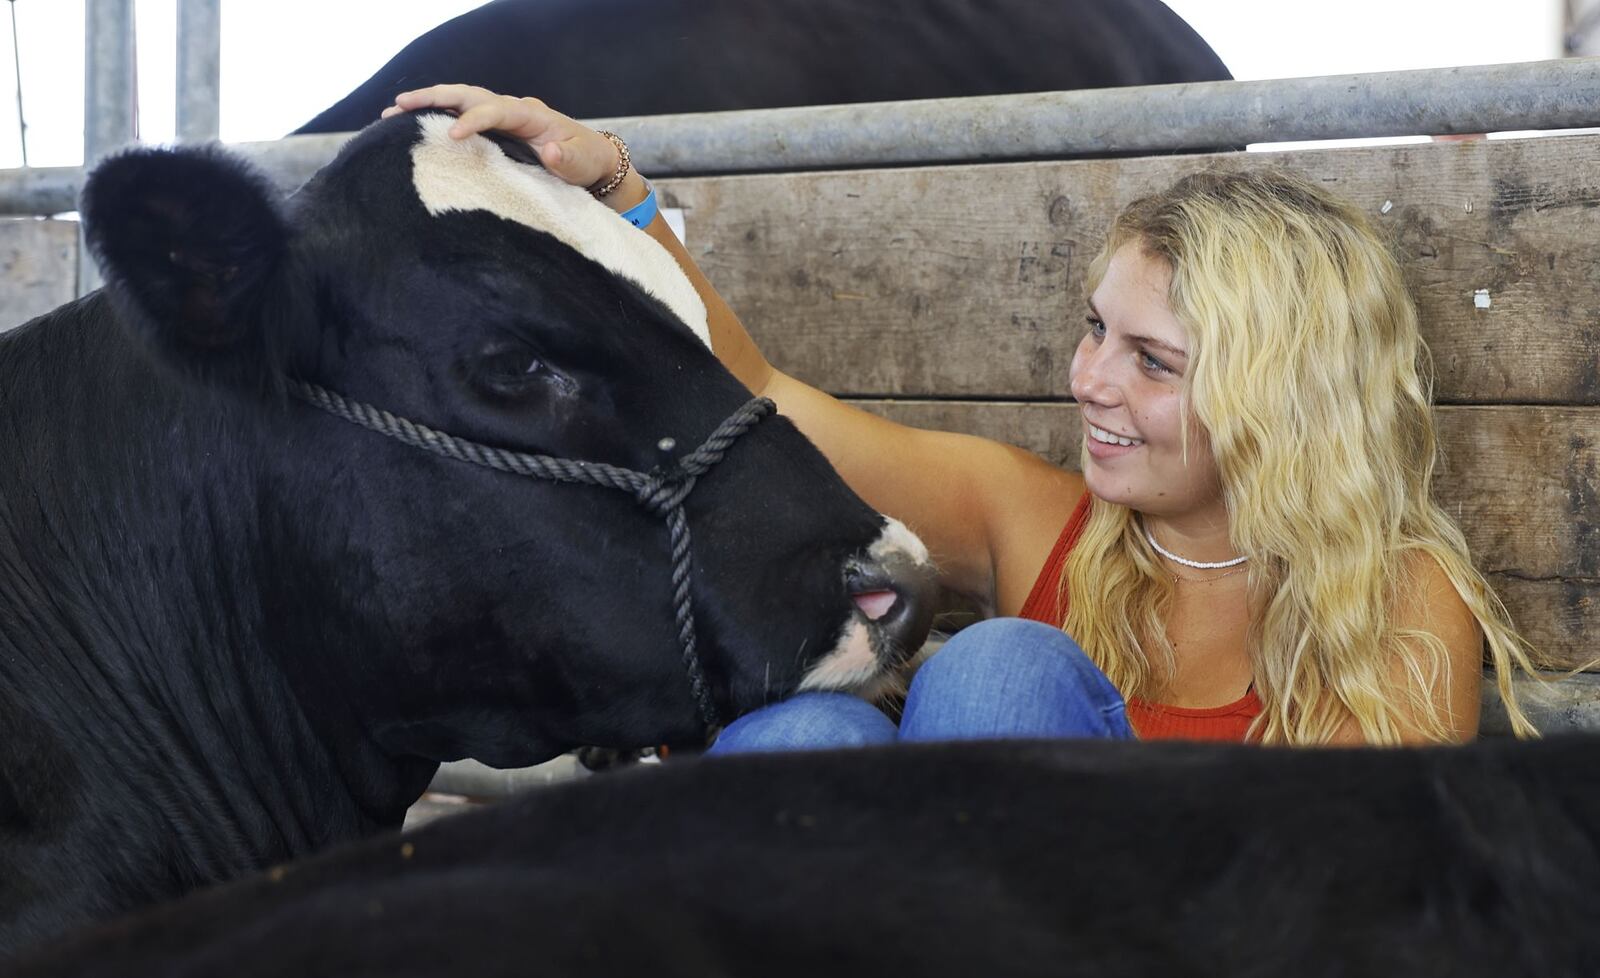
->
xmin=0 ymin=302 xmax=433 ymax=919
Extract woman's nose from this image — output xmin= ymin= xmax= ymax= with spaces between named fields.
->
xmin=1069 ymin=342 xmax=1116 ymax=405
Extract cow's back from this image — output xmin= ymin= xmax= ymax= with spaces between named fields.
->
xmin=13 ymin=737 xmax=1600 ymax=976
xmin=295 ymin=0 xmax=1230 ymax=134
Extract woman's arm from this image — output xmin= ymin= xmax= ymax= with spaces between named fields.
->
xmin=384 ymin=86 xmax=1082 ymax=611
xmin=642 ymin=209 xmax=1084 ymax=613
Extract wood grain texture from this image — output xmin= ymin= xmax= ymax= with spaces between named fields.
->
xmin=0 ymin=219 xmax=77 ymax=334
xmin=849 ymin=399 xmax=1599 ymax=670
xmin=1481 ymin=673 xmax=1600 ymax=735
xmin=663 ymin=132 xmax=1600 ymax=404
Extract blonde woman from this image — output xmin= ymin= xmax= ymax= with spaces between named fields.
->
xmin=387 ymin=86 xmax=1539 ymax=747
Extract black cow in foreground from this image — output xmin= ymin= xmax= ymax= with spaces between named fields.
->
xmin=0 ymin=111 xmax=936 ymax=957
xmin=13 ymin=735 xmax=1600 ymax=977
xmin=295 ymin=0 xmax=1231 ymax=134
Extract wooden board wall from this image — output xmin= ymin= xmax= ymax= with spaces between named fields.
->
xmin=661 ymin=133 xmax=1600 ymax=670
xmin=0 ymin=219 xmax=77 ymax=334
xmin=664 ymin=133 xmax=1600 ymax=406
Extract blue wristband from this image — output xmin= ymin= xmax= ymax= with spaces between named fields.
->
xmin=618 ymin=181 xmax=658 ymax=229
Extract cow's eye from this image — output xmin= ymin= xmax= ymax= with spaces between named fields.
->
xmin=473 ymin=343 xmax=551 ymax=398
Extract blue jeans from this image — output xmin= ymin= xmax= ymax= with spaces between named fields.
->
xmin=708 ymin=618 xmax=1134 ymax=754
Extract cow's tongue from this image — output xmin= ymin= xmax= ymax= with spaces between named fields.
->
xmin=851 ymin=589 xmax=897 ymax=621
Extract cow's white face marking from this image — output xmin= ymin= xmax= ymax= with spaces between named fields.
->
xmin=869 ymin=517 xmax=932 ymax=569
xmin=798 ymin=517 xmax=934 ymax=695
xmin=798 ymin=620 xmax=880 ymax=693
xmin=408 ymin=114 xmax=711 ymax=349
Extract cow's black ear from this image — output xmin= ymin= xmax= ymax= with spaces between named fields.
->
xmin=81 ymin=144 xmax=310 ymax=391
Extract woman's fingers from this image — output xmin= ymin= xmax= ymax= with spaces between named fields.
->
xmin=390 ymin=83 xmax=494 ymax=117
xmin=391 ymin=85 xmax=541 ymax=139
xmin=383 ymin=85 xmax=619 ymax=191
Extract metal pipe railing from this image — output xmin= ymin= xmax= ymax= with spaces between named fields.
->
xmin=176 ymin=0 xmax=221 ymax=142
xmin=600 ymin=57 xmax=1600 ymax=173
xmin=83 ymin=0 xmax=136 ymax=164
xmin=3 ymin=57 xmax=1598 ymax=218
xmin=80 ymin=0 xmax=137 ymax=292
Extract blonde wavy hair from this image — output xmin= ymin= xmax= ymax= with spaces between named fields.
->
xmin=1060 ymin=167 xmax=1541 ymax=744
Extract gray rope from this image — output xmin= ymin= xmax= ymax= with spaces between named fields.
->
xmin=288 ymin=378 xmax=775 ymax=734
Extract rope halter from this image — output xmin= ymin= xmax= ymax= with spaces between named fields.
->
xmin=289 ymin=379 xmax=776 ymax=735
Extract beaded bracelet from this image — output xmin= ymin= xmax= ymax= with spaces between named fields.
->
xmin=588 ymin=131 xmax=631 ymax=198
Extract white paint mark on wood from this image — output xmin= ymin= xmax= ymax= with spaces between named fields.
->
xmin=662 ymin=206 xmax=686 ymax=246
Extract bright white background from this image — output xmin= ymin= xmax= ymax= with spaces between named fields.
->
xmin=0 ymin=0 xmax=1571 ymax=169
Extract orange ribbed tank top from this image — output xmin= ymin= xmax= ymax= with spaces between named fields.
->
xmin=1016 ymin=493 xmax=1262 ymax=742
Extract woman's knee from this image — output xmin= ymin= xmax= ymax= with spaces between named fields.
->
xmin=708 ymin=692 xmax=897 ymax=756
xmin=901 ymin=618 xmax=1132 ymax=741
xmin=911 ymin=618 xmax=1113 ymax=696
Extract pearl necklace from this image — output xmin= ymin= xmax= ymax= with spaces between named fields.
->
xmin=1143 ymin=525 xmax=1249 ymax=570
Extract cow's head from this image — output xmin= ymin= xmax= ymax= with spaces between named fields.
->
xmin=80 ymin=112 xmax=935 ymax=766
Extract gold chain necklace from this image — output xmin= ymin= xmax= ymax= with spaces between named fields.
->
xmin=1168 ymin=562 xmax=1250 ymax=585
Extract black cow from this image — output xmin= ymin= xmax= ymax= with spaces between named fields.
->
xmin=0 ymin=111 xmax=935 ymax=957
xmin=295 ymin=0 xmax=1231 ymax=134
xmin=12 ymin=735 xmax=1600 ymax=976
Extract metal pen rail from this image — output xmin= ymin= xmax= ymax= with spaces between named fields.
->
xmin=2 ymin=56 xmax=1597 ymax=218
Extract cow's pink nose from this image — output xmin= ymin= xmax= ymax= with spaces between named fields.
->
xmin=844 ymin=549 xmax=936 ymax=661
xmin=851 ymin=589 xmax=898 ymax=621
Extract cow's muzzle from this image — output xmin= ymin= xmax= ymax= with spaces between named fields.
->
xmin=845 ymin=549 xmax=936 ymax=663
xmin=799 ymin=518 xmax=937 ymax=694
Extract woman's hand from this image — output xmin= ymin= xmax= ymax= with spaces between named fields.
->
xmin=381 ymin=85 xmax=648 ymax=211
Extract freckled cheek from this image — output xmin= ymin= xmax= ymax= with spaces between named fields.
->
xmin=1188 ymin=427 xmax=1222 ymax=485
xmin=1136 ymin=397 xmax=1185 ymax=452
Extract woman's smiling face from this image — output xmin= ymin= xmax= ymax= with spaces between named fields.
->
xmin=1069 ymin=242 xmax=1223 ymax=521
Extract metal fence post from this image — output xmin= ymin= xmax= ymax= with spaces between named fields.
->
xmin=80 ymin=0 xmax=137 ymax=295
xmin=176 ymin=0 xmax=220 ymax=142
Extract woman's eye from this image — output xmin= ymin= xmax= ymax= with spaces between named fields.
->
xmin=1139 ymin=350 xmax=1174 ymax=375
xmin=1085 ymin=315 xmax=1106 ymax=339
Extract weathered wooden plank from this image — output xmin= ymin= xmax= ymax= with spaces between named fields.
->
xmin=664 ymin=132 xmax=1600 ymax=405
xmin=0 ymin=219 xmax=77 ymax=334
xmin=1432 ymin=408 xmax=1598 ymax=585
xmin=1480 ymin=673 xmax=1600 ymax=736
xmin=1487 ymin=576 xmax=1599 ymax=672
xmin=429 ymin=756 xmax=584 ymax=797
xmin=849 ymin=400 xmax=1599 ymax=671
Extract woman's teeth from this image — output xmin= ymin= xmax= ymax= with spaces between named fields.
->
xmin=1088 ymin=424 xmax=1143 ymax=447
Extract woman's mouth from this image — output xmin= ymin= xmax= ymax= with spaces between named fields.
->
xmin=1086 ymin=423 xmax=1144 ymax=458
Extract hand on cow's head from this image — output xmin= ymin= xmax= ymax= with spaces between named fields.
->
xmin=81 ymin=145 xmax=314 ymax=392
xmin=383 ymin=85 xmax=625 ymax=197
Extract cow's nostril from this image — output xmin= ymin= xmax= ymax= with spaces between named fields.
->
xmin=844 ymin=544 xmax=936 ymax=662
xmin=851 ymin=589 xmax=898 ymax=621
